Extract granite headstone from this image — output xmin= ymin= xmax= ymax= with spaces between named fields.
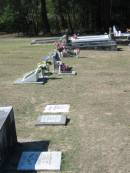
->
xmin=0 ymin=106 xmax=17 ymax=168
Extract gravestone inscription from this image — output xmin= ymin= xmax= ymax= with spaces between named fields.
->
xmin=44 ymin=104 xmax=70 ymax=113
xmin=36 ymin=114 xmax=67 ymax=125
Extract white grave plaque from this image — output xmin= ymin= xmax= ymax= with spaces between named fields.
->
xmin=17 ymin=151 xmax=62 ymax=171
xmin=36 ymin=115 xmax=66 ymax=125
xmin=44 ymin=104 xmax=70 ymax=113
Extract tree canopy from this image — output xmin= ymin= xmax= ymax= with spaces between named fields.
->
xmin=0 ymin=0 xmax=130 ymax=35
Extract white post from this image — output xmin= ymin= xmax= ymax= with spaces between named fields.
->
xmin=58 ymin=61 xmax=61 ymax=74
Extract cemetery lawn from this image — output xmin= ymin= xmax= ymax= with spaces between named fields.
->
xmin=0 ymin=36 xmax=130 ymax=173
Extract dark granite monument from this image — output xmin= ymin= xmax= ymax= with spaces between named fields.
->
xmin=0 ymin=106 xmax=17 ymax=168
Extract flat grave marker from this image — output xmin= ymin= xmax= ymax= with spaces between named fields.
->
xmin=36 ymin=114 xmax=67 ymax=125
xmin=44 ymin=104 xmax=70 ymax=113
xmin=17 ymin=151 xmax=62 ymax=171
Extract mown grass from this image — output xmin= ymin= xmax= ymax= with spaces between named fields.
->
xmin=0 ymin=37 xmax=81 ymax=172
xmin=0 ymin=37 xmax=130 ymax=173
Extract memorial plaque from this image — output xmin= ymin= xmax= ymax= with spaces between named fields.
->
xmin=44 ymin=104 xmax=70 ymax=113
xmin=17 ymin=151 xmax=62 ymax=171
xmin=36 ymin=115 xmax=67 ymax=125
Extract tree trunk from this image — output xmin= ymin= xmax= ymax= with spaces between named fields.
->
xmin=41 ymin=0 xmax=50 ymax=34
xmin=67 ymin=12 xmax=73 ymax=34
xmin=57 ymin=0 xmax=66 ymax=30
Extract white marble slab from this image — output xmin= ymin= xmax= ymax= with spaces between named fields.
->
xmin=59 ymin=71 xmax=77 ymax=75
xmin=44 ymin=104 xmax=70 ymax=113
xmin=36 ymin=114 xmax=66 ymax=125
xmin=17 ymin=151 xmax=62 ymax=171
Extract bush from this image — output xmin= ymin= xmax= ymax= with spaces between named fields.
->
xmin=0 ymin=5 xmax=15 ymax=32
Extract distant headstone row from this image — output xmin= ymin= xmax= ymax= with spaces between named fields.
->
xmin=15 ymin=50 xmax=77 ymax=85
xmin=31 ymin=34 xmax=118 ymax=51
xmin=69 ymin=34 xmax=117 ymax=51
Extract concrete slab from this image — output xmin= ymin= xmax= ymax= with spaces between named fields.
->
xmin=14 ymin=78 xmax=44 ymax=84
xmin=17 ymin=151 xmax=62 ymax=171
xmin=44 ymin=104 xmax=70 ymax=113
xmin=59 ymin=71 xmax=77 ymax=75
xmin=36 ymin=114 xmax=67 ymax=125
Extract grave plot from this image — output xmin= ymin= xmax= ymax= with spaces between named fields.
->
xmin=57 ymin=61 xmax=77 ymax=75
xmin=113 ymin=25 xmax=130 ymax=45
xmin=69 ymin=34 xmax=117 ymax=51
xmin=14 ymin=60 xmax=52 ymax=84
xmin=43 ymin=104 xmax=70 ymax=113
xmin=52 ymin=51 xmax=77 ymax=75
xmin=17 ymin=151 xmax=62 ymax=171
xmin=36 ymin=114 xmax=67 ymax=126
xmin=15 ymin=70 xmax=44 ymax=84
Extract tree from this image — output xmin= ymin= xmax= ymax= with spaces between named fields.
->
xmin=41 ymin=0 xmax=50 ymax=34
xmin=1 ymin=0 xmax=130 ymax=35
xmin=0 ymin=4 xmax=15 ymax=32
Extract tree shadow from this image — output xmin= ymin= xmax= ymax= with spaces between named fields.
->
xmin=2 ymin=140 xmax=50 ymax=173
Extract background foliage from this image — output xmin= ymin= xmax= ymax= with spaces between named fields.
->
xmin=0 ymin=0 xmax=130 ymax=35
